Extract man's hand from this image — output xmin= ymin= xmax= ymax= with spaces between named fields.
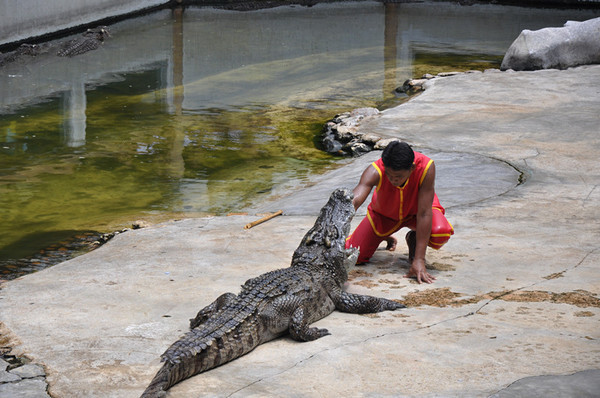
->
xmin=404 ymin=258 xmax=436 ymax=284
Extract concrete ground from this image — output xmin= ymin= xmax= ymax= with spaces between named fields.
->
xmin=1 ymin=65 xmax=599 ymax=397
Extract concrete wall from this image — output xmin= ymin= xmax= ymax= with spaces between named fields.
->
xmin=0 ymin=0 xmax=168 ymax=47
xmin=2 ymin=0 xmax=599 ymax=48
xmin=0 ymin=9 xmax=176 ymax=110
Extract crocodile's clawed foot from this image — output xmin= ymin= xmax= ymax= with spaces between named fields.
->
xmin=387 ymin=300 xmax=406 ymax=310
xmin=310 ymin=327 xmax=331 ymax=340
xmin=297 ymin=327 xmax=331 ymax=341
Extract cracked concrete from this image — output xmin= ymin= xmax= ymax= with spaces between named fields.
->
xmin=1 ymin=65 xmax=599 ymax=397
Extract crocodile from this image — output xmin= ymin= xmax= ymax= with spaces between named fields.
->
xmin=141 ymin=187 xmax=404 ymax=397
xmin=0 ymin=44 xmax=42 ymax=67
xmin=57 ymin=26 xmax=110 ymax=57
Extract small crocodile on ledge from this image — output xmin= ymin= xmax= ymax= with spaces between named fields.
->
xmin=57 ymin=26 xmax=110 ymax=57
xmin=141 ymin=188 xmax=404 ymax=397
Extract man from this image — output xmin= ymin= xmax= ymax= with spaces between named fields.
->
xmin=345 ymin=141 xmax=453 ymax=284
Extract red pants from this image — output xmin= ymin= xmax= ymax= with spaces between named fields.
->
xmin=346 ymin=207 xmax=454 ymax=264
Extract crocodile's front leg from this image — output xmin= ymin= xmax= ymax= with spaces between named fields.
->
xmin=289 ymin=304 xmax=332 ymax=341
xmin=260 ymin=295 xmax=334 ymax=342
xmin=329 ymin=285 xmax=405 ymax=313
xmin=189 ymin=292 xmax=237 ymax=329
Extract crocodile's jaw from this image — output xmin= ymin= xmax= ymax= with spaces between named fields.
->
xmin=325 ymin=188 xmax=356 ymax=284
xmin=343 ymin=247 xmax=359 ymax=272
xmin=291 ymin=187 xmax=356 ymax=285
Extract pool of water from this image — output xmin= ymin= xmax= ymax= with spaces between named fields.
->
xmin=0 ymin=1 xmax=597 ymax=273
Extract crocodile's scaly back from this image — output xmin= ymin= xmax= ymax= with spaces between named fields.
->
xmin=141 ymin=188 xmax=402 ymax=397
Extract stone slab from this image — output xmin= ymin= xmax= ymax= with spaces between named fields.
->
xmin=501 ymin=17 xmax=600 ymax=71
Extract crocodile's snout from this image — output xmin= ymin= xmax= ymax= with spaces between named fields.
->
xmin=332 ymin=187 xmax=353 ymax=203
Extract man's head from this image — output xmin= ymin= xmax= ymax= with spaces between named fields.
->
xmin=381 ymin=141 xmax=415 ymax=187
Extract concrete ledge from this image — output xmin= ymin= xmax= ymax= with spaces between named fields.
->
xmin=0 ymin=0 xmax=168 ymax=47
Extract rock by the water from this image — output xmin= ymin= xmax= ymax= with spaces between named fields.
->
xmin=132 ymin=220 xmax=151 ymax=230
xmin=501 ymin=17 xmax=600 ymax=71
xmin=322 ymin=71 xmax=485 ymax=157
xmin=374 ymin=137 xmax=400 ymax=150
xmin=342 ymin=140 xmax=371 ymax=157
xmin=360 ymin=133 xmax=383 ymax=146
xmin=321 ymin=107 xmax=383 ymax=156
xmin=397 ymin=78 xmax=429 ymax=95
xmin=9 ymin=364 xmax=45 ymax=379
xmin=395 ymin=71 xmax=479 ymax=95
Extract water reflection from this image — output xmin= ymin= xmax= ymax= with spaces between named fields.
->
xmin=383 ymin=3 xmax=400 ymax=105
xmin=0 ymin=2 xmax=597 ymax=267
xmin=62 ymin=82 xmax=87 ymax=147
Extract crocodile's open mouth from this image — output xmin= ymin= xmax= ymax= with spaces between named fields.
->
xmin=343 ymin=246 xmax=359 ymax=270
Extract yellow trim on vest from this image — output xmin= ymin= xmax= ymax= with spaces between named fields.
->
xmin=372 ymin=161 xmax=383 ymax=192
xmin=398 ymin=187 xmax=404 ymax=220
xmin=367 ymin=211 xmax=403 ymax=237
xmin=419 ymin=159 xmax=433 ymax=186
xmin=428 ymin=242 xmax=445 ymax=250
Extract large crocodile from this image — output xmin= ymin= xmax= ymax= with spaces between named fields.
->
xmin=141 ymin=188 xmax=404 ymax=397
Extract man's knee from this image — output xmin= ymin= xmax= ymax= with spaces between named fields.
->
xmin=429 ymin=212 xmax=454 ymax=249
xmin=346 ymin=231 xmax=382 ymax=264
xmin=429 ymin=233 xmax=451 ymax=249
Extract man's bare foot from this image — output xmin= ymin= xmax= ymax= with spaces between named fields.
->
xmin=405 ymin=230 xmax=416 ymax=263
xmin=385 ymin=236 xmax=397 ymax=251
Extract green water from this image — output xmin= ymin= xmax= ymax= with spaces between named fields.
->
xmin=0 ymin=72 xmax=344 ymax=260
xmin=1 ymin=1 xmax=596 ymax=273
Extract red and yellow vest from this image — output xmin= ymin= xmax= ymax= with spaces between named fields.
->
xmin=367 ymin=152 xmax=441 ymax=237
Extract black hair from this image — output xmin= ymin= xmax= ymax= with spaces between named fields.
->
xmin=381 ymin=141 xmax=414 ymax=170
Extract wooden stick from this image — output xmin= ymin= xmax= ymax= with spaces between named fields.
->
xmin=244 ymin=210 xmax=283 ymax=229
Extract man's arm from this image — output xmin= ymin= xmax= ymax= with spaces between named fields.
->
xmin=406 ymin=162 xmax=436 ymax=284
xmin=352 ymin=164 xmax=379 ymax=211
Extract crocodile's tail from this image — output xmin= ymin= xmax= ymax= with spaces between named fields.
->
xmin=141 ymin=316 xmax=259 ymax=397
xmin=140 ymin=362 xmax=171 ymax=398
